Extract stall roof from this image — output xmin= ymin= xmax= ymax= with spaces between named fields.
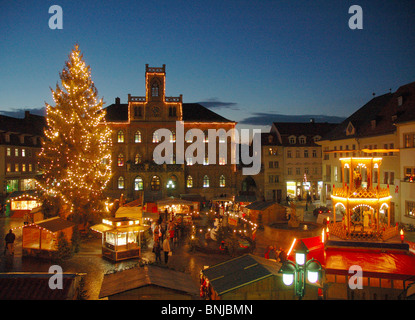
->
xmin=245 ymin=201 xmax=281 ymax=211
xmin=0 ymin=273 xmax=77 ymax=300
xmin=157 ymin=198 xmax=194 ymax=206
xmin=99 ymin=265 xmax=199 ymax=299
xmin=90 ymin=224 xmax=113 ymax=233
xmin=7 ymin=190 xmax=41 ymax=200
xmin=90 ymin=224 xmax=149 ymax=234
xmin=31 ymin=217 xmax=75 ymax=233
xmin=115 ymin=206 xmax=142 ymax=219
xmin=202 ymin=254 xmax=281 ymax=295
xmin=288 ymin=237 xmax=415 ymax=280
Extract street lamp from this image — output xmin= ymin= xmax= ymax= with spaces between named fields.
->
xmin=279 ymin=240 xmax=322 ymax=299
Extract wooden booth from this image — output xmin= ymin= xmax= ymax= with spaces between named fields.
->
xmin=21 ymin=217 xmax=75 ymax=258
xmin=91 ymin=217 xmax=149 ymax=261
xmin=156 ymin=197 xmax=194 ymax=221
xmin=5 ymin=191 xmax=42 ymax=218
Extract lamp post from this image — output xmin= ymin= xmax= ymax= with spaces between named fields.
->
xmin=279 ymin=240 xmax=322 ymax=299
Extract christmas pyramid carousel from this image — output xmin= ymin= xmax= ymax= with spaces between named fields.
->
xmin=329 ymin=157 xmax=398 ymax=241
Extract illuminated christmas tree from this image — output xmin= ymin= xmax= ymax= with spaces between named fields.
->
xmin=37 ymin=44 xmax=112 ymax=222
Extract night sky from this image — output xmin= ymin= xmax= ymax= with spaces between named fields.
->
xmin=1 ymin=0 xmax=415 ymax=131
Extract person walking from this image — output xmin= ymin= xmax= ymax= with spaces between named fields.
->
xmin=162 ymin=236 xmax=171 ymax=264
xmin=152 ymin=240 xmax=162 ymax=263
xmin=4 ymin=229 xmax=16 ymax=255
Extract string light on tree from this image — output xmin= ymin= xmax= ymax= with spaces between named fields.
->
xmin=37 ymin=44 xmax=112 ymax=219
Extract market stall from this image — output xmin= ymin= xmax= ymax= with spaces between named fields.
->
xmin=5 ymin=191 xmax=42 ymax=218
xmin=91 ymin=217 xmax=149 ymax=261
xmin=156 ymin=197 xmax=194 ymax=221
xmin=21 ymin=216 xmax=75 ymax=258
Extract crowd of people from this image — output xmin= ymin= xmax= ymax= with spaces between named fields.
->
xmin=150 ymin=216 xmax=183 ymax=264
xmin=264 ymin=245 xmax=287 ymax=263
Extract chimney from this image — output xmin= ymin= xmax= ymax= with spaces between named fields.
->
xmin=25 ymin=111 xmax=30 ymax=119
xmin=115 ymin=97 xmax=120 ymax=104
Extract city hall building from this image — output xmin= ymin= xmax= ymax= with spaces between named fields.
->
xmin=104 ymin=65 xmax=237 ymax=203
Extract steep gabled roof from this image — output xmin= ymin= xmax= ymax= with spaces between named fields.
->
xmin=320 ymin=81 xmax=415 ymax=141
xmin=104 ymin=102 xmax=235 ymax=123
xmin=272 ymin=122 xmax=337 ymax=146
xmin=182 ymin=103 xmax=234 ymax=123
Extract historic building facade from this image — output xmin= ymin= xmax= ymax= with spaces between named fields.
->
xmin=0 ymin=111 xmax=45 ymax=215
xmin=317 ymin=81 xmax=415 ymax=225
xmin=258 ymin=121 xmax=337 ymax=203
xmin=104 ymin=65 xmax=237 ymax=202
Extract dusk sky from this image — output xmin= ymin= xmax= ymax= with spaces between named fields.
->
xmin=1 ymin=0 xmax=415 ymax=131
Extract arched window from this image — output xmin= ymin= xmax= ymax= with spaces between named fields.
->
xmin=134 ymin=176 xmax=143 ymax=191
xmin=153 ymin=131 xmax=160 ymax=143
xmin=169 ymin=106 xmax=177 ymax=117
xmin=170 ymin=130 xmax=176 ymax=143
xmin=186 ymin=176 xmax=193 ymax=188
xmin=185 ymin=130 xmax=193 ymax=143
xmin=151 ymin=83 xmax=159 ymax=97
xmin=134 ymin=130 xmax=142 ymax=143
xmin=203 ymin=175 xmax=209 ymax=188
xmin=203 ymin=130 xmax=209 ymax=143
xmin=134 ymin=106 xmax=142 ymax=117
xmin=117 ymin=176 xmax=125 ymax=189
xmin=117 ymin=153 xmax=124 ymax=166
xmin=166 ymin=175 xmax=177 ymax=189
xmin=134 ymin=153 xmax=142 ymax=164
xmin=151 ymin=175 xmax=161 ymax=191
xmin=220 ymin=175 xmax=226 ymax=187
xmin=117 ymin=130 xmax=124 ymax=143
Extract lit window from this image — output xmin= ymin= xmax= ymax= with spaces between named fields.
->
xmin=117 ymin=131 xmax=124 ymax=143
xmin=151 ymin=175 xmax=161 ymax=191
xmin=185 ymin=130 xmax=193 ymax=143
xmin=219 ymin=175 xmax=226 ymax=187
xmin=134 ymin=130 xmax=142 ymax=143
xmin=117 ymin=176 xmax=125 ymax=189
xmin=6 ymin=148 xmax=11 ymax=156
xmin=203 ymin=175 xmax=209 ymax=188
xmin=167 ymin=176 xmax=177 ymax=189
xmin=6 ymin=163 xmax=11 ymax=172
xmin=134 ymin=176 xmax=143 ymax=191
xmin=203 ymin=130 xmax=209 ymax=143
xmin=22 ymin=164 xmax=26 ymax=172
xmin=187 ymin=176 xmax=193 ymax=188
xmin=152 ymin=83 xmax=159 ymax=97
xmin=22 ymin=149 xmax=26 ymax=157
xmin=134 ymin=153 xmax=142 ymax=164
xmin=117 ymin=153 xmax=124 ymax=166
xmin=15 ymin=164 xmax=19 ymax=172
xmin=29 ymin=164 xmax=33 ymax=172
xmin=153 ymin=131 xmax=160 ymax=143
xmin=15 ymin=148 xmax=19 ymax=157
